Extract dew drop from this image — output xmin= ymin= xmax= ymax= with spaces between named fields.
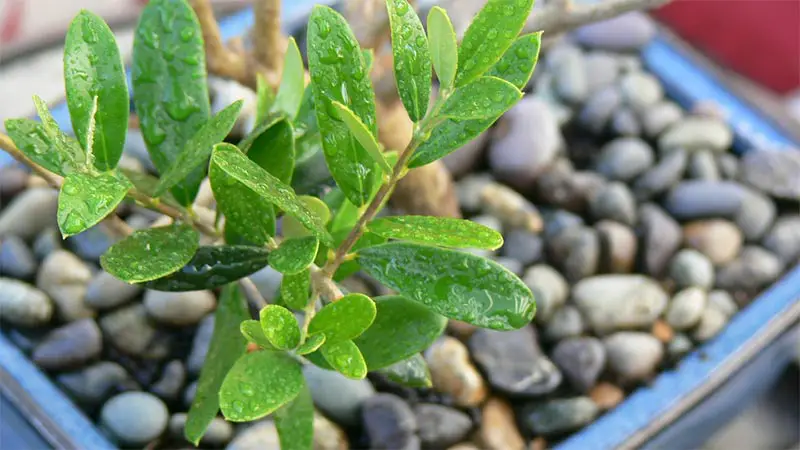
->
xmin=317 ymin=19 xmax=331 ymax=39
xmin=232 ymin=400 xmax=244 ymax=414
xmin=179 ymin=27 xmax=195 ymax=42
xmin=515 ymin=46 xmax=529 ymax=59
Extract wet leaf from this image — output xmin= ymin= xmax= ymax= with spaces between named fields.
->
xmin=240 ymin=115 xmax=295 ymax=185
xmin=143 ymin=246 xmax=270 ymax=291
xmin=332 ymin=231 xmax=386 ymax=282
xmin=293 ymin=85 xmax=322 ymax=164
xmin=64 ymin=10 xmax=128 ymax=171
xmin=485 ymin=32 xmax=542 ymax=90
xmin=368 ymin=215 xmax=503 ymax=249
xmin=57 ymin=171 xmax=131 ymax=237
xmin=154 ymin=100 xmax=243 ymax=197
xmin=358 ymin=243 xmax=535 ymax=330
xmin=440 ymin=76 xmax=522 ymax=120
xmin=132 ymin=0 xmax=210 ymax=206
xmin=283 ymin=196 xmax=331 ymax=240
xmin=210 ymin=162 xmax=275 ymax=246
xmin=260 ymin=305 xmax=301 ymax=350
xmin=281 ymin=269 xmax=311 ymax=310
xmin=362 ymin=49 xmax=375 ymax=72
xmin=4 ymin=119 xmax=72 ymax=176
xmin=308 ymin=5 xmax=378 ymax=206
xmin=427 ymin=7 xmax=458 ymax=92
xmin=100 ymin=223 xmax=199 ymax=283
xmin=185 ymin=284 xmax=249 ymax=445
xmin=119 ymin=168 xmax=182 ymax=209
xmin=320 ymin=340 xmax=367 ymax=379
xmin=296 ymin=334 xmax=325 ymax=355
xmin=376 ymin=353 xmax=431 ymax=388
xmin=275 ymin=381 xmax=314 ymax=450
xmin=331 ymin=101 xmax=391 ymax=174
xmin=354 ymin=295 xmax=446 ymax=369
xmin=386 ymin=0 xmax=431 ymax=122
xmin=211 ymin=143 xmax=333 ymax=246
xmin=219 ymin=350 xmax=304 ymax=422
xmin=309 ymin=293 xmax=376 ymax=343
xmin=273 ymin=37 xmax=305 ymax=119
xmin=240 ymin=319 xmax=276 ymax=350
xmin=269 ymin=236 xmax=319 ymax=274
xmin=455 ymin=0 xmax=534 ymax=87
xmin=256 ymin=73 xmax=275 ymax=124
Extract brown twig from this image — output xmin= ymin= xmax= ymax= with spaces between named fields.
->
xmin=239 ymin=276 xmax=268 ymax=309
xmin=190 ymin=0 xmax=256 ymax=89
xmin=524 ymin=0 xmax=669 ymax=35
xmin=253 ymin=0 xmax=285 ymax=73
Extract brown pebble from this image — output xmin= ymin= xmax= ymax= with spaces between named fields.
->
xmin=481 ymin=183 xmax=543 ymax=233
xmin=529 ymin=437 xmax=548 ymax=450
xmin=26 ymin=175 xmax=49 ymax=189
xmin=425 ymin=336 xmax=488 ymax=407
xmin=590 ymin=382 xmax=625 ymax=411
xmin=447 ymin=320 xmax=479 ymax=341
xmin=683 ymin=220 xmax=742 ymax=265
xmin=448 ymin=444 xmax=480 ymax=450
xmin=476 ymin=397 xmax=525 ymax=450
xmin=651 ymin=319 xmax=674 ymax=343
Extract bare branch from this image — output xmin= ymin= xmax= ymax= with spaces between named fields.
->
xmin=525 ymin=0 xmax=669 ymax=35
xmin=253 ymin=0 xmax=286 ymax=73
xmin=190 ymin=0 xmax=256 ymax=89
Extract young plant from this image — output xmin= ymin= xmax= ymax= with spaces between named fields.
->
xmin=3 ymin=0 xmax=541 ymax=447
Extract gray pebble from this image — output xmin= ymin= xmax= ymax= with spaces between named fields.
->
xmin=595 ymin=137 xmax=654 ymax=182
xmin=85 ymin=271 xmax=142 ymax=310
xmin=735 ymin=186 xmax=776 ymax=241
xmin=456 ymin=174 xmax=493 ymax=214
xmin=542 ymin=208 xmax=585 ymax=239
xmin=187 ymin=314 xmax=215 ymax=375
xmin=619 ymin=72 xmax=663 ymax=111
xmin=0 ymin=235 xmax=37 ymax=279
xmin=573 ymin=12 xmax=656 ymax=51
xmin=33 ymin=227 xmax=62 ymax=261
xmin=363 ymin=394 xmax=419 ymax=450
xmin=715 ymin=246 xmax=783 ymax=296
xmin=687 ymin=150 xmax=721 ymax=181
xmin=659 ymin=117 xmax=733 ymax=153
xmin=669 ymin=249 xmax=714 ymax=289
xmin=58 ymin=362 xmax=136 ymax=407
xmin=144 ymin=290 xmax=216 ymax=326
xmin=552 ymin=338 xmax=606 ymax=392
xmin=740 ymin=150 xmax=800 ymax=199
xmin=546 ymin=226 xmax=600 ymax=283
xmin=664 ymin=181 xmax=744 ymax=219
xmin=0 ymin=188 xmax=58 ymax=239
xmin=32 ymin=318 xmax=102 ymax=370
xmin=717 ymin=153 xmax=739 ymax=179
xmin=573 ymin=275 xmax=668 ymax=334
xmin=124 ymin=129 xmax=157 ymax=172
xmin=414 ymin=404 xmax=472 ymax=449
xmin=169 ymin=413 xmax=233 ymax=446
xmin=667 ymin=333 xmax=693 ymax=360
xmin=493 ymin=256 xmax=523 ymax=276
xmin=0 ymin=278 xmax=53 ymax=326
xmin=578 ymin=86 xmax=623 ymax=134
xmin=641 ymin=101 xmax=683 ymax=138
xmin=100 ymin=392 xmax=169 ymax=446
xmin=595 ymin=220 xmax=637 ymax=273
xmin=692 ymin=306 xmax=729 ymax=342
xmin=100 ymin=305 xmax=170 ymax=359
xmin=603 ymin=332 xmax=663 ymax=382
xmin=633 ymin=149 xmax=687 ymax=201
xmin=209 ymin=77 xmax=257 ymax=139
xmin=305 ymin=364 xmax=375 ymax=426
xmin=442 ymin=131 xmax=489 ymax=178
xmin=762 ymin=216 xmax=800 ymax=265
xmin=66 ymin=224 xmax=117 ymax=261
xmin=589 ymin=182 xmax=637 ymax=226
xmin=665 ymin=287 xmax=707 ymax=330
xmin=638 ymin=204 xmax=682 ymax=276
xmin=36 ymin=250 xmax=94 ymax=321
xmin=226 ymin=421 xmax=280 ymax=450
xmin=501 ymin=230 xmax=543 ymax=267
xmin=535 ymin=160 xmax=605 ymax=213
xmin=611 ymin=107 xmax=641 ymax=136
xmin=150 ymin=360 xmax=186 ymax=401
xmin=183 ymin=381 xmax=198 ymax=409
xmin=707 ymin=290 xmax=738 ymax=318
xmin=584 ymin=52 xmax=620 ymax=94
xmin=0 ymin=167 xmax=28 ymax=200
xmin=248 ymin=265 xmax=283 ymax=302
xmin=553 ymin=47 xmax=589 ymax=104
xmin=521 ymin=397 xmax=599 ymax=436
xmin=522 ymin=264 xmax=569 ymax=324
xmin=543 ymin=306 xmax=586 ymax=342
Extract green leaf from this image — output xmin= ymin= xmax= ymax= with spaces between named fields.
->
xmin=256 ymin=74 xmax=275 ymax=125
xmin=427 ymin=7 xmax=458 ymax=92
xmin=386 ymin=0 xmax=432 ymax=122
xmin=219 ymin=350 xmax=304 ymax=421
xmin=293 ymin=85 xmax=322 ymax=164
xmin=283 ymin=196 xmax=332 ymax=240
xmin=368 ymin=215 xmax=503 ymax=250
xmin=273 ymin=37 xmax=305 ymax=119
xmin=100 ymin=223 xmax=199 ymax=283
xmin=281 ymin=269 xmax=311 ymax=310
xmin=4 ymin=119 xmax=71 ymax=176
xmin=358 ymin=243 xmax=535 ymax=330
xmin=185 ymin=284 xmax=249 ymax=445
xmin=119 ymin=168 xmax=182 ymax=209
xmin=296 ymin=334 xmax=325 ymax=355
xmin=240 ymin=319 xmax=276 ymax=350
xmin=132 ymin=0 xmax=210 ymax=206
xmin=485 ymin=32 xmax=542 ymax=90
xmin=211 ymin=143 xmax=333 ymax=246
xmin=308 ymin=5 xmax=378 ymax=207
xmin=332 ymin=231 xmax=387 ymax=282
xmin=331 ymin=101 xmax=392 ymax=174
xmin=275 ymin=381 xmax=314 ymax=450
xmin=154 ymin=100 xmax=243 ymax=197
xmin=269 ymin=236 xmax=320 ymax=274
xmin=210 ymin=162 xmax=275 ymax=246
xmin=320 ymin=340 xmax=367 ymax=379
xmin=260 ymin=305 xmax=301 ymax=350
xmin=57 ymin=171 xmax=131 ymax=237
xmin=440 ymin=76 xmax=522 ymax=120
xmin=64 ymin=10 xmax=128 ymax=171
xmin=362 ymin=49 xmax=375 ymax=72
xmin=328 ymin=195 xmax=361 ymax=234
xmin=309 ymin=293 xmax=376 ymax=343
xmin=143 ymin=246 xmax=270 ymax=291
xmin=354 ymin=295 xmax=446 ymax=369
xmin=376 ymin=354 xmax=431 ymax=388
xmin=455 ymin=0 xmax=534 ymax=87
xmin=240 ymin=115 xmax=296 ymax=185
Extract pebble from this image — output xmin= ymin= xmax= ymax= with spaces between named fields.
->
xmin=85 ymin=271 xmax=142 ymax=310
xmin=415 ymin=404 xmax=472 ymax=449
xmin=476 ymin=398 xmax=525 ymax=450
xmin=57 ymin=362 xmax=136 ymax=407
xmin=641 ymin=101 xmax=683 ymax=138
xmin=692 ymin=306 xmax=729 ymax=342
xmin=0 ymin=166 xmax=28 ymax=200
xmin=169 ymin=413 xmax=233 ymax=447
xmin=652 ymin=319 xmax=674 ymax=343
xmin=314 ymin=411 xmax=349 ymax=450
xmin=717 ymin=153 xmax=739 ymax=179
xmin=124 ymin=129 xmax=157 ymax=172
xmin=100 ymin=392 xmax=169 ymax=446
xmin=610 ymin=107 xmax=641 ymax=136
xmin=638 ymin=203 xmax=682 ymax=276
xmin=595 ymin=137 xmax=654 ymax=182
xmin=546 ymin=226 xmax=600 ymax=283
xmin=619 ymin=72 xmax=663 ymax=111
xmin=32 ymin=319 xmax=102 ymax=370
xmin=543 ymin=306 xmax=585 ymax=342
xmin=553 ymin=47 xmax=589 ymax=104
xmin=542 ymin=208 xmax=585 ymax=239
xmin=589 ymin=382 xmax=625 ymax=411
xmin=683 ymin=219 xmax=743 ymax=265
xmin=6 ymin=327 xmax=46 ymax=353
xmin=584 ymin=52 xmax=620 ymax=94
xmin=667 ymin=333 xmax=694 ymax=360
xmin=183 ymin=381 xmax=197 ymax=409
xmin=188 ymin=314 xmax=216 ymax=375
xmin=603 ymin=332 xmax=663 ymax=382
xmin=36 ymin=250 xmax=94 ymax=321
xmin=535 ymin=160 xmax=605 ymax=213
xmin=100 ymin=304 xmax=170 ymax=359
xmin=658 ymin=117 xmax=733 ymax=153
xmin=33 ymin=227 xmax=61 ymax=261
xmin=209 ymin=77 xmax=257 ymax=139
xmin=425 ymin=336 xmax=487 ymax=407
xmin=735 ymin=186 xmax=776 ymax=241
xmin=501 ymin=230 xmax=543 ymax=266
xmin=633 ymin=149 xmax=687 ymax=201
xmin=522 ymin=264 xmax=569 ymax=324
xmin=480 ymin=183 xmax=543 ymax=233
xmin=442 ymin=131 xmax=489 ymax=178
xmin=304 ymin=364 xmax=376 ymax=426
xmin=715 ymin=246 xmax=783 ymax=296
xmin=488 ymin=97 xmax=562 ymax=190
xmin=456 ymin=174 xmax=493 ymax=214
xmin=578 ymin=86 xmax=623 ymax=134
xmin=595 ymin=220 xmax=637 ymax=273
xmin=762 ymin=216 xmax=800 ymax=265
xmin=144 ymin=290 xmax=216 ymax=326
xmin=0 ymin=278 xmax=53 ymax=326
xmin=0 ymin=188 xmax=58 ymax=239
xmin=552 ymin=338 xmax=606 ymax=392
xmin=589 ymin=182 xmax=637 ymax=226
xmin=150 ymin=360 xmax=186 ymax=401
xmin=363 ymin=394 xmax=419 ymax=450
xmin=493 ymin=256 xmax=523 ymax=276
xmin=66 ymin=224 xmax=116 ymax=261
xmin=669 ymin=249 xmax=715 ymax=289
xmin=573 ymin=12 xmax=656 ymax=51
xmin=469 ymin=327 xmax=562 ymax=397
xmin=665 ymin=287 xmax=707 ymax=330
xmin=573 ymin=275 xmax=668 ymax=334
xmin=521 ymin=397 xmax=599 ymax=436
xmin=249 ymin=265 xmax=283 ymax=301
xmin=740 ymin=150 xmax=800 ymax=199
xmin=687 ymin=150 xmax=720 ymax=181
xmin=0 ymin=235 xmax=37 ymax=279
xmin=664 ymin=181 xmax=743 ymax=219
xmin=708 ymin=290 xmax=738 ymax=318
xmin=447 ymin=320 xmax=478 ymax=342
xmin=226 ymin=421 xmax=280 ymax=450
